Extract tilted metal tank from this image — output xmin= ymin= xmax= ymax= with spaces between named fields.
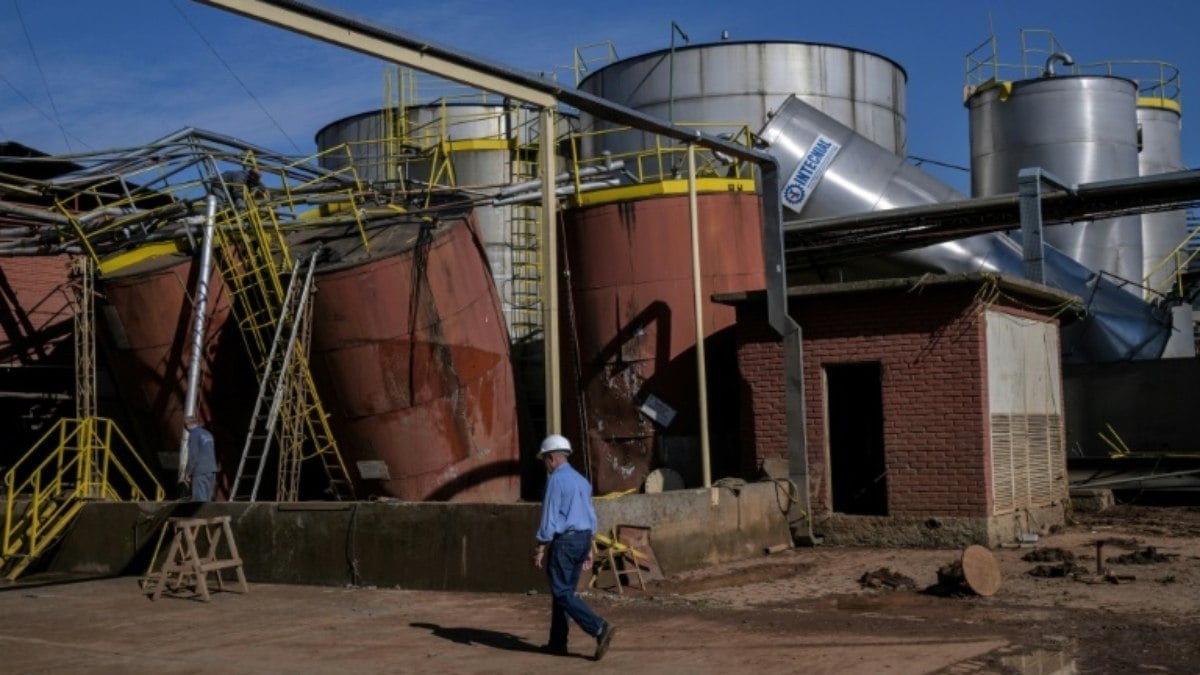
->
xmin=759 ymin=94 xmax=1170 ymax=363
xmin=576 ymin=41 xmax=907 ymax=163
xmin=301 ymin=211 xmax=521 ymax=502
xmin=99 ymin=254 xmax=254 ymax=498
xmin=967 ymin=74 xmax=1143 ymax=290
xmin=315 ymin=104 xmax=559 ymax=341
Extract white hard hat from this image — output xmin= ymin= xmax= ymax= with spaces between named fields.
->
xmin=537 ymin=434 xmax=572 ymax=458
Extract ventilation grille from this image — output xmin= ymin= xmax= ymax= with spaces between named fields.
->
xmin=991 ymin=413 xmax=1065 ymax=514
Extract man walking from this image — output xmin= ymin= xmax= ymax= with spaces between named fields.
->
xmin=183 ymin=415 xmax=217 ymax=502
xmin=532 ymin=434 xmax=616 ymax=661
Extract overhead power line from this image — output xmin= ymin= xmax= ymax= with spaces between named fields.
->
xmin=171 ymin=0 xmax=303 ymax=155
xmin=12 ymin=0 xmax=78 ymax=152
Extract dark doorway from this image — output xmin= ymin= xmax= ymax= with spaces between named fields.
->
xmin=826 ymin=362 xmax=887 ymax=515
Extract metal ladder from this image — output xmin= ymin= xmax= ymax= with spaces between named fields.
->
xmin=508 ymin=145 xmax=544 ymax=342
xmin=212 ymin=187 xmax=355 ymax=501
xmin=229 ymin=251 xmax=319 ymax=501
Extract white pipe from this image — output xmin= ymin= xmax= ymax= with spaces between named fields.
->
xmin=541 ymin=106 xmax=561 ymax=436
xmin=178 ymin=194 xmax=218 ymax=481
xmin=493 ymin=159 xmax=623 ymax=199
xmin=492 ymin=178 xmax=621 ymax=206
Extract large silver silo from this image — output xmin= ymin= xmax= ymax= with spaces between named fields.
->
xmin=1138 ymin=102 xmax=1195 ymax=357
xmin=967 ymin=76 xmax=1143 ymax=291
xmin=315 ymin=104 xmax=553 ymax=340
xmin=760 ymin=94 xmax=1171 ymax=363
xmin=576 ymin=41 xmax=907 ymax=166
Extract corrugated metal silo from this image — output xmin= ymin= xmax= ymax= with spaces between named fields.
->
xmin=576 ymin=41 xmax=908 ymax=162
xmin=1137 ymin=99 xmax=1195 ymax=357
xmin=967 ymin=75 xmax=1143 ymax=290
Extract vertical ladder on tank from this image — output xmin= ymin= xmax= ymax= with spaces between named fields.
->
xmin=210 ymin=174 xmax=355 ymax=501
xmin=229 ymin=251 xmax=319 ymax=501
xmin=508 ymin=134 xmax=547 ymax=444
xmin=509 ymin=144 xmax=544 ymax=342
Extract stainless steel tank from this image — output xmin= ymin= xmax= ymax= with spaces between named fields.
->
xmin=760 ymin=94 xmax=1171 ymax=363
xmin=967 ymin=76 xmax=1143 ymax=290
xmin=1138 ymin=102 xmax=1195 ymax=357
xmin=576 ymin=41 xmax=907 ymax=168
xmin=315 ymin=104 xmax=554 ymax=339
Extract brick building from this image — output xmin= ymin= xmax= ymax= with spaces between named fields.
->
xmin=718 ymin=273 xmax=1076 ymax=546
xmin=0 ymin=255 xmax=77 ymax=468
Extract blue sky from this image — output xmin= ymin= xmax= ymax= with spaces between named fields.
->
xmin=2 ymin=0 xmax=1198 ymax=193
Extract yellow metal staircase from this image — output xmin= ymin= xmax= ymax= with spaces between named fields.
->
xmin=1 ymin=417 xmax=164 ymax=581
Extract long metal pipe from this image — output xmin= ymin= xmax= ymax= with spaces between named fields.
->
xmin=687 ymin=145 xmax=711 ymax=488
xmin=491 ymin=178 xmax=622 ymax=206
xmin=540 ymin=106 xmax=561 ymax=433
xmin=178 ymin=194 xmax=218 ymax=481
xmin=493 ymin=160 xmax=623 ymax=199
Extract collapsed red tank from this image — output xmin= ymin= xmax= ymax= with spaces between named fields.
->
xmin=99 ymin=256 xmax=251 ymax=498
xmin=99 ymin=209 xmax=520 ymax=502
xmin=307 ymin=212 xmax=520 ymax=502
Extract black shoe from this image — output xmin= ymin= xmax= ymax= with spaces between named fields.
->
xmin=540 ymin=643 xmax=569 ymax=656
xmin=594 ymin=623 xmax=616 ymax=661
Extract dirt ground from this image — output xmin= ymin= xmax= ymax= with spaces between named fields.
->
xmin=1 ymin=503 xmax=1198 ymax=674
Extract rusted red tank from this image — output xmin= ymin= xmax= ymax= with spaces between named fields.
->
xmin=99 ymin=255 xmax=251 ymax=498
xmin=98 ymin=208 xmax=519 ymax=503
xmin=560 ymin=191 xmax=764 ymax=494
xmin=306 ymin=212 xmax=520 ymax=502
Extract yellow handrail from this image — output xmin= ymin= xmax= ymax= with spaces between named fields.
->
xmin=964 ymin=28 xmax=1181 ymax=108
xmin=566 ymin=121 xmax=756 ymax=189
xmin=3 ymin=417 xmax=165 ymax=570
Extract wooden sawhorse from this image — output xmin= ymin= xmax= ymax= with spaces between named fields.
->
xmin=145 ymin=515 xmax=247 ymax=602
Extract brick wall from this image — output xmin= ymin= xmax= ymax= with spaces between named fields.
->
xmin=735 ymin=281 xmax=1062 ymax=519
xmin=0 ymin=255 xmax=75 ymax=364
xmin=0 ymin=255 xmax=76 ymax=463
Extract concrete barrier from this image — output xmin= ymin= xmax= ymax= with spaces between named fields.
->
xmin=34 ymin=481 xmax=794 ymax=592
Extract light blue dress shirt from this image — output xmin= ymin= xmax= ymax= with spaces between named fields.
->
xmin=536 ymin=462 xmax=597 ymax=544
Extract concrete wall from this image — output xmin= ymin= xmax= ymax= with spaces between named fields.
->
xmin=814 ymin=502 xmax=1063 ymax=548
xmin=38 ymin=481 xmax=793 ymax=592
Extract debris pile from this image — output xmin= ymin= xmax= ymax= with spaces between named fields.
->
xmin=1107 ymin=546 xmax=1177 ymax=565
xmin=1022 ymin=547 xmax=1075 ymax=563
xmin=858 ymin=567 xmax=917 ymax=591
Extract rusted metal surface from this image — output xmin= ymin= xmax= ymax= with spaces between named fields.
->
xmin=560 ymin=192 xmax=764 ymax=494
xmin=308 ymin=213 xmax=520 ymax=502
xmin=99 ymin=256 xmax=252 ymax=498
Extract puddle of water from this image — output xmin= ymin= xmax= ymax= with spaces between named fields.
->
xmin=999 ymin=648 xmax=1077 ymax=675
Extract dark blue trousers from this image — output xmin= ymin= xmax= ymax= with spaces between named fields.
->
xmin=546 ymin=530 xmax=605 ymax=647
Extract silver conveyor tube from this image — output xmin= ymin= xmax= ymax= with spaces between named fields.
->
xmin=178 ymin=194 xmax=218 ymax=482
xmin=759 ymin=94 xmax=1171 ymax=363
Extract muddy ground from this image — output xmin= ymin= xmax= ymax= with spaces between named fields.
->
xmin=1 ymin=503 xmax=1198 ymax=674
